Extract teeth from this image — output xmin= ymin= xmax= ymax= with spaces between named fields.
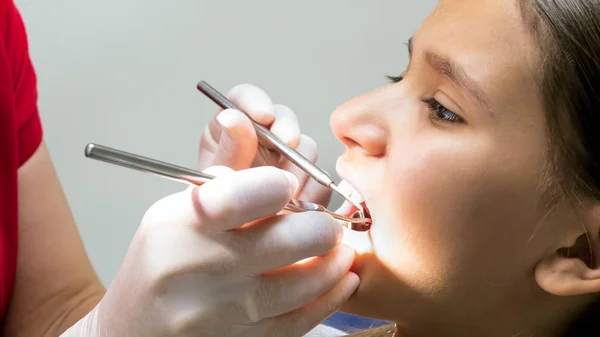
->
xmin=339 ymin=179 xmax=364 ymax=204
xmin=337 ymin=220 xmax=351 ymax=229
xmin=337 ymin=179 xmax=354 ymax=196
xmin=350 ymin=189 xmax=364 ymax=204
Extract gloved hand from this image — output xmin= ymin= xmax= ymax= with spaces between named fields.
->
xmin=197 ymin=84 xmax=332 ymax=207
xmin=61 ymin=166 xmax=359 ymax=337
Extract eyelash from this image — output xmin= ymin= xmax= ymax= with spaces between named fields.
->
xmin=387 ymin=75 xmax=464 ymax=124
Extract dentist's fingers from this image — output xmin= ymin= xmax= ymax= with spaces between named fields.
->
xmin=210 ymin=109 xmax=258 ymax=170
xmin=280 ymin=135 xmax=317 ymax=191
xmin=230 ymin=211 xmax=343 ymax=274
xmin=295 ymin=177 xmax=333 ymax=209
xmin=197 ymin=83 xmax=275 ymax=171
xmin=270 ymin=104 xmax=301 ymax=149
xmin=227 ymin=84 xmax=276 ymax=126
xmin=279 ymin=135 xmax=332 ymax=205
xmin=194 ymin=166 xmax=298 ymax=231
xmin=249 ymin=244 xmax=355 ymax=319
xmin=257 ymin=271 xmax=360 ymax=337
xmin=197 ymin=112 xmax=225 ymax=171
xmin=201 ymin=165 xmax=235 ymax=177
xmin=199 ymin=84 xmax=302 ymax=171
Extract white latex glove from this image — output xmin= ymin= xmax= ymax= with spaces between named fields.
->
xmin=197 ymin=84 xmax=332 ymax=207
xmin=62 ymin=166 xmax=359 ymax=337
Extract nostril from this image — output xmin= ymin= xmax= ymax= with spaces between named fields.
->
xmin=342 ymin=136 xmax=361 ymax=149
xmin=339 ymin=122 xmax=389 ymax=158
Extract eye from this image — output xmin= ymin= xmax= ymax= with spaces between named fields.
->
xmin=386 ymin=74 xmax=464 ymax=123
xmin=422 ymin=97 xmax=464 ymax=123
xmin=386 ymin=75 xmax=404 ymax=84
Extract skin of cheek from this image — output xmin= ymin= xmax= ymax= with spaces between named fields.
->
xmin=342 ymin=119 xmax=556 ymax=323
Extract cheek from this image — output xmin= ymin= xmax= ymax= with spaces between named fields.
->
xmin=370 ymin=133 xmax=547 ymax=290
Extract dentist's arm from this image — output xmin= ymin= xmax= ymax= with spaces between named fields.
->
xmin=4 ymin=142 xmax=105 ymax=336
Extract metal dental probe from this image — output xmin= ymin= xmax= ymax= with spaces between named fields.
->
xmin=83 ymin=143 xmax=372 ymax=226
xmin=196 ymin=80 xmax=365 ymax=216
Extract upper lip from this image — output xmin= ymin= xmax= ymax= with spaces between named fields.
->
xmin=336 ymin=159 xmax=362 ymax=197
xmin=337 ymin=167 xmax=370 ymax=214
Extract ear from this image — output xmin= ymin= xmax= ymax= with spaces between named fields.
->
xmin=535 ymin=205 xmax=600 ymax=296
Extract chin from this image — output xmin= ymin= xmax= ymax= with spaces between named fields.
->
xmin=335 ymin=199 xmax=441 ymax=323
xmin=333 ymin=170 xmax=427 ymax=322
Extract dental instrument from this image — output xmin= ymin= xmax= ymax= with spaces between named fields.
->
xmin=84 ymin=143 xmax=372 ymax=226
xmin=196 ymin=81 xmax=365 ymax=218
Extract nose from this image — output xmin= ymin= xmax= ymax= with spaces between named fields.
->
xmin=330 ymin=86 xmax=392 ymax=158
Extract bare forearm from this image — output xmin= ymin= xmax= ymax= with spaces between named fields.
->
xmin=3 ymin=282 xmax=105 ymax=337
xmin=8 ymin=143 xmax=108 ymax=337
xmin=53 ymin=286 xmax=105 ymax=336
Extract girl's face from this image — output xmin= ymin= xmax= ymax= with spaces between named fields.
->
xmin=331 ymin=0 xmax=583 ymax=334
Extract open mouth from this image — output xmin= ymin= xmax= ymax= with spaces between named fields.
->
xmin=335 ymin=180 xmax=373 ymax=231
xmin=349 ymin=201 xmax=372 ymax=231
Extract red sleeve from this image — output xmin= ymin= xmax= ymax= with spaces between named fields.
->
xmin=4 ymin=0 xmax=42 ymax=166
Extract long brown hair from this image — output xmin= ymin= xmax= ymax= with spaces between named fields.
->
xmin=345 ymin=1 xmax=600 ymax=336
xmin=521 ymin=0 xmax=600 ymax=333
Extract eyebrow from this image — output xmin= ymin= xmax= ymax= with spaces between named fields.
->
xmin=407 ymin=37 xmax=493 ymax=115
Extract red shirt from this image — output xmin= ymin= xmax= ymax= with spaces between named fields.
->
xmin=0 ymin=0 xmax=43 ymax=319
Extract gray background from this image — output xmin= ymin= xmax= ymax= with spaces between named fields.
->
xmin=16 ymin=1 xmax=436 ymax=286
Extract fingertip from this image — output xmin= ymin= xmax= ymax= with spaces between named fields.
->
xmin=325 ymin=244 xmax=356 ymax=280
xmin=288 ymin=136 xmax=301 ymax=149
xmin=302 ymin=137 xmax=318 ymax=164
xmin=212 ymin=109 xmax=258 ymax=170
xmin=298 ymin=135 xmax=317 ymax=157
xmin=215 ymin=108 xmax=238 ymax=129
xmin=345 ymin=272 xmax=360 ymax=294
xmin=201 ymin=165 xmax=235 ymax=177
xmin=338 ymin=242 xmax=356 ymax=260
xmin=227 ymin=84 xmax=276 ymax=125
xmin=216 ymin=109 xmax=253 ymax=134
xmin=271 ymin=104 xmax=301 ymax=148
